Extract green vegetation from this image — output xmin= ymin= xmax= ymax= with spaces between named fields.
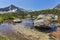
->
xmin=29 ymin=9 xmax=60 ymax=16
xmin=0 ymin=13 xmax=28 ymax=23
xmin=0 ymin=37 xmax=12 ymax=40
xmin=0 ymin=9 xmax=60 ymax=23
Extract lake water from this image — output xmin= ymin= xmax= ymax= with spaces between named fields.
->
xmin=0 ymin=20 xmax=34 ymax=34
xmin=0 ymin=20 xmax=58 ymax=40
xmin=0 ymin=20 xmax=35 ymax=40
xmin=0 ymin=20 xmax=34 ymax=31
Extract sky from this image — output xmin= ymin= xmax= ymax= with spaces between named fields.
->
xmin=0 ymin=0 xmax=60 ymax=10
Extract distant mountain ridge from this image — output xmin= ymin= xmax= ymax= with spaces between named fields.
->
xmin=54 ymin=4 xmax=60 ymax=10
xmin=0 ymin=4 xmax=60 ymax=14
xmin=0 ymin=4 xmax=27 ymax=13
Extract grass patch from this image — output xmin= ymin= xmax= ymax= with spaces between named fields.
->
xmin=0 ymin=37 xmax=12 ymax=40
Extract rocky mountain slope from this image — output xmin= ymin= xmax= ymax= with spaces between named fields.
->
xmin=0 ymin=4 xmax=27 ymax=13
xmin=54 ymin=4 xmax=60 ymax=10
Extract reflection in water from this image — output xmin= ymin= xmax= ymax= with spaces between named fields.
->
xmin=0 ymin=20 xmax=34 ymax=33
xmin=0 ymin=23 xmax=12 ymax=31
xmin=0 ymin=23 xmax=17 ymax=40
xmin=0 ymin=20 xmax=35 ymax=40
xmin=21 ymin=20 xmax=34 ymax=29
xmin=0 ymin=23 xmax=29 ymax=40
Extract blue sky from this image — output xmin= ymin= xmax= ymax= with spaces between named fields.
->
xmin=0 ymin=0 xmax=60 ymax=10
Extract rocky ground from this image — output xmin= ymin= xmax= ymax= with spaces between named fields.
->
xmin=12 ymin=24 xmax=51 ymax=40
xmin=0 ymin=23 xmax=58 ymax=40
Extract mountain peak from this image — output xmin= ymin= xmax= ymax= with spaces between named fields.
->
xmin=0 ymin=4 xmax=27 ymax=13
xmin=8 ymin=4 xmax=18 ymax=9
xmin=10 ymin=4 xmax=15 ymax=6
xmin=9 ymin=4 xmax=17 ymax=7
